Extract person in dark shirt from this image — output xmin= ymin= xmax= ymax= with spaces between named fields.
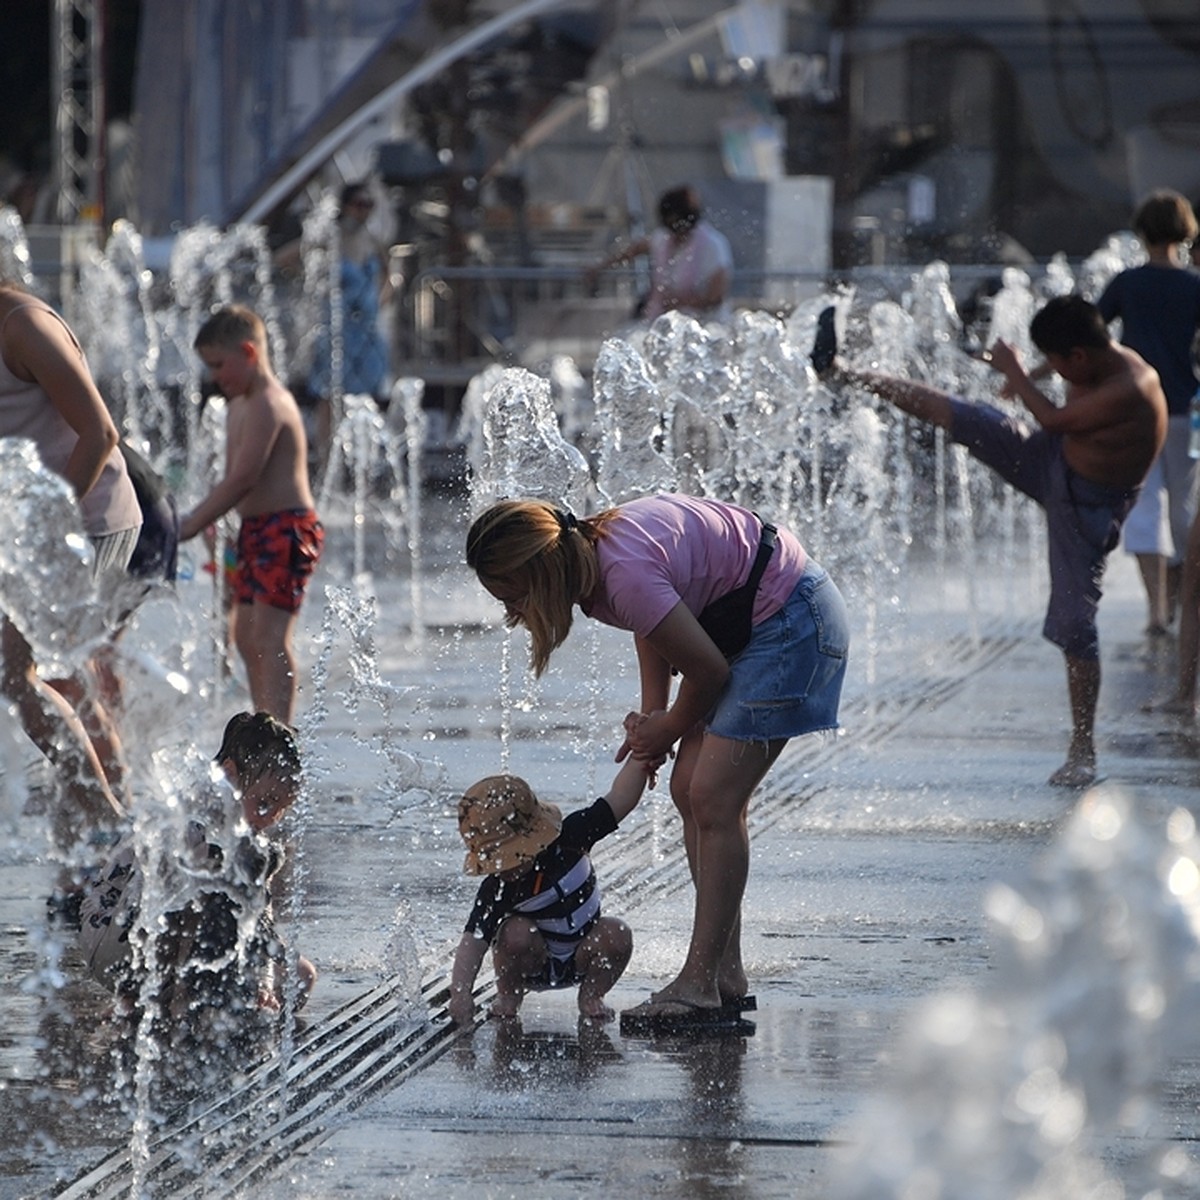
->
xmin=1096 ymin=190 xmax=1200 ymax=633
xmin=448 ymin=757 xmax=651 ymax=1025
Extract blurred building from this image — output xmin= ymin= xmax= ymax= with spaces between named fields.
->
xmin=119 ymin=0 xmax=1200 ymax=267
xmin=89 ymin=0 xmax=1193 ymax=401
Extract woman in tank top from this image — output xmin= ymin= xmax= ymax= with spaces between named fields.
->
xmin=0 ymin=282 xmax=141 ymax=851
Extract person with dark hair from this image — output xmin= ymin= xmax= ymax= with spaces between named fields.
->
xmin=822 ymin=293 xmax=1167 ymax=788
xmin=78 ymin=711 xmax=316 ymax=1028
xmin=213 ymin=709 xmax=303 ymax=830
xmin=587 ymin=184 xmax=733 ymax=324
xmin=1097 ymin=189 xmax=1200 ymax=635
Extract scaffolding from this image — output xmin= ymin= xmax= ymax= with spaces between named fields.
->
xmin=53 ymin=0 xmax=104 ymax=225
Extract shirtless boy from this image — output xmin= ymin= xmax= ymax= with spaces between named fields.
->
xmin=181 ymin=306 xmax=323 ymax=723
xmin=824 ymin=294 xmax=1166 ymax=788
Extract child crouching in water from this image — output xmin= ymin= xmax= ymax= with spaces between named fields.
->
xmin=79 ymin=711 xmax=316 ymax=1037
xmin=449 ymin=756 xmax=651 ymax=1025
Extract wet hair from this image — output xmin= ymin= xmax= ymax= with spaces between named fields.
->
xmin=465 ymin=499 xmax=617 ymax=676
xmin=193 ymin=304 xmax=269 ymax=357
xmin=1132 ymin=189 xmax=1197 ymax=247
xmin=658 ymin=186 xmax=702 ymax=234
xmin=1028 ymin=294 xmax=1110 ymax=356
xmin=214 ymin=711 xmax=301 ymax=789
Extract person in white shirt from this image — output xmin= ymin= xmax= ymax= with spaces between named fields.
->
xmin=588 ymin=185 xmax=734 ymax=325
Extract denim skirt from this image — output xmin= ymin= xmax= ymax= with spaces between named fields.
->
xmin=706 ymin=560 xmax=849 ymax=743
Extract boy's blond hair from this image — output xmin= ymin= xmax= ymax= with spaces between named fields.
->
xmin=194 ymin=304 xmax=270 ymax=358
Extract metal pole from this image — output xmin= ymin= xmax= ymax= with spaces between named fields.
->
xmin=53 ymin=0 xmax=102 ymax=225
xmin=235 ymin=0 xmax=573 ymax=226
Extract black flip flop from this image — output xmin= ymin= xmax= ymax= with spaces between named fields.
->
xmin=620 ymin=998 xmax=754 ymax=1037
xmin=721 ymin=994 xmax=757 ymax=1014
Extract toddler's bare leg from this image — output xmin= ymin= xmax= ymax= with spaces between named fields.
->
xmin=574 ymin=917 xmax=632 ymax=1021
xmin=490 ymin=917 xmax=544 ymax=1019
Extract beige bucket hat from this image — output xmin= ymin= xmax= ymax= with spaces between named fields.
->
xmin=458 ymin=774 xmax=563 ymax=875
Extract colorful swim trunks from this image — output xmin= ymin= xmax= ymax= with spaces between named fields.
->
xmin=234 ymin=508 xmax=324 ymax=613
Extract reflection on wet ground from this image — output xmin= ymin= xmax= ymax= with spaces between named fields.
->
xmin=4 ymin=550 xmax=1200 ymax=1197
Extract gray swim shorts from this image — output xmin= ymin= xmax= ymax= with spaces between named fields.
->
xmin=949 ymin=399 xmax=1139 ymax=661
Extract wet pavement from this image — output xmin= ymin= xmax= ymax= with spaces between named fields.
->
xmin=3 ymin=492 xmax=1200 ymax=1199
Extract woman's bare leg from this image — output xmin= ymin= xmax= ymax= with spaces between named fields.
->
xmin=650 ymin=733 xmax=784 ymax=1010
xmin=2 ymin=616 xmax=124 ymax=851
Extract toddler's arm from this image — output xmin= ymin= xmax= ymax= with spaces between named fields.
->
xmin=603 ymin=755 xmax=652 ymax=824
xmin=448 ymin=931 xmax=488 ymax=1026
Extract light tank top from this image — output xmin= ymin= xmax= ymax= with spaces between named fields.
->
xmin=0 ymin=300 xmax=140 ymax=536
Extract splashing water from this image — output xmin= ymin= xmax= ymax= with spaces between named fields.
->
xmin=592 ymin=337 xmax=674 ymax=505
xmin=468 ymin=366 xmax=591 ymax=515
xmin=1 ymin=191 xmax=1166 ymax=1193
xmin=321 ymin=393 xmax=390 ymax=580
xmin=0 ymin=441 xmax=107 ymax=671
xmin=74 ymin=221 xmax=165 ymax=449
xmin=987 ymin=267 xmax=1039 ymax=352
xmin=318 ymin=379 xmax=429 ymax=639
xmin=0 ymin=204 xmax=35 ymax=287
xmin=831 ymin=786 xmax=1200 ymax=1199
xmin=388 ymin=377 xmax=429 ymax=644
xmin=306 ymin=584 xmax=439 ymax=799
xmin=1076 ymin=232 xmax=1144 ymax=303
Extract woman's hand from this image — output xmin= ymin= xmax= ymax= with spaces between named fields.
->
xmin=617 ymin=711 xmax=672 ymax=784
xmin=616 ymin=710 xmax=652 ymax=759
xmin=622 ymin=708 xmax=680 ymax=763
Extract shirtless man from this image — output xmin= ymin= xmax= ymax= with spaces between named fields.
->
xmin=825 ymin=294 xmax=1166 ymax=788
xmin=180 ymin=306 xmax=323 ymax=723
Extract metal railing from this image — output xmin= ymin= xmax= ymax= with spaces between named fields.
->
xmin=400 ymin=262 xmax=1039 ymax=383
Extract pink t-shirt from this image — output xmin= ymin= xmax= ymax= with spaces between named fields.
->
xmin=582 ymin=494 xmax=807 ymax=638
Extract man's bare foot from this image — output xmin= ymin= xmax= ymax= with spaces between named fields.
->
xmin=1048 ymin=760 xmax=1097 ymax=789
